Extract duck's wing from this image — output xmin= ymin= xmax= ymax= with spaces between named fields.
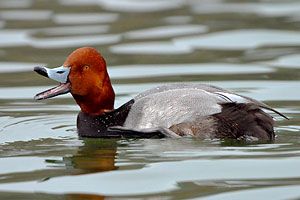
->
xmin=213 ymin=91 xmax=288 ymax=119
xmin=136 ymin=83 xmax=287 ymax=119
xmin=125 ymin=87 xmax=224 ymax=130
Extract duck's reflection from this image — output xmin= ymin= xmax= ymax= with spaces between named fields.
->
xmin=0 ymin=191 xmax=107 ymax=200
xmin=63 ymin=138 xmax=119 ymax=174
xmin=66 ymin=193 xmax=106 ymax=200
xmin=63 ymin=139 xmax=127 ymax=200
xmin=0 ymin=139 xmax=125 ymax=200
xmin=0 ymin=138 xmax=120 ymax=184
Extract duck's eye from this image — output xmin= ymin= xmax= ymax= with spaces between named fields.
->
xmin=83 ymin=66 xmax=89 ymax=71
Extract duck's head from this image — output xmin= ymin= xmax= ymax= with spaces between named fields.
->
xmin=34 ymin=47 xmax=115 ymax=115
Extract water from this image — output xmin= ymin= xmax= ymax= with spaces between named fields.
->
xmin=0 ymin=0 xmax=299 ymax=199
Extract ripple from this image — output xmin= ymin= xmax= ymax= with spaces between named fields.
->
xmin=0 ymin=10 xmax=52 ymax=21
xmin=0 ymin=29 xmax=120 ymax=48
xmin=129 ymin=140 xmax=297 ymax=159
xmin=196 ymin=185 xmax=300 ymax=200
xmin=0 ymin=21 xmax=5 ymax=28
xmin=0 ymin=30 xmax=29 ymax=47
xmin=108 ymin=63 xmax=274 ymax=78
xmin=0 ymin=86 xmax=72 ymax=99
xmin=205 ymin=81 xmax=300 ymax=102
xmin=160 ymin=149 xmax=300 ymax=158
xmin=277 ymin=126 xmax=300 ymax=133
xmin=37 ymin=25 xmax=110 ymax=36
xmin=174 ymin=29 xmax=300 ymax=50
xmin=0 ymin=115 xmax=76 ymax=144
xmin=53 ymin=13 xmax=119 ymax=24
xmin=0 ymin=157 xmax=299 ymax=195
xmin=115 ymin=80 xmax=300 ymax=102
xmin=0 ymin=104 xmax=78 ymax=112
xmin=58 ymin=0 xmax=99 ymax=6
xmin=264 ymin=54 xmax=300 ymax=69
xmin=125 ymin=25 xmax=208 ymax=39
xmin=164 ymin=15 xmax=193 ymax=24
xmin=31 ymin=34 xmax=121 ymax=49
xmin=0 ymin=62 xmax=45 ymax=73
xmin=3 ymin=81 xmax=299 ymax=102
xmin=191 ymin=1 xmax=300 ymax=18
xmin=0 ymin=157 xmax=54 ymax=174
xmin=110 ymin=41 xmax=193 ymax=55
xmin=99 ymin=0 xmax=183 ymax=12
xmin=60 ymin=0 xmax=183 ymax=12
xmin=0 ymin=0 xmax=32 ymax=8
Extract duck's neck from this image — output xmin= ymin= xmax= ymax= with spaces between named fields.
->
xmin=73 ymin=75 xmax=115 ymax=116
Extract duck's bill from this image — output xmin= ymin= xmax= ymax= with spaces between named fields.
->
xmin=34 ymin=83 xmax=71 ymax=100
xmin=34 ymin=66 xmax=71 ymax=100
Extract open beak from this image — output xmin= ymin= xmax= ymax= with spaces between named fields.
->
xmin=34 ymin=66 xmax=71 ymax=100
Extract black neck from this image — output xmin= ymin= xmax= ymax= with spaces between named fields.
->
xmin=77 ymin=99 xmax=134 ymax=137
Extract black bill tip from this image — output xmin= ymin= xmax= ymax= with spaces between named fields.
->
xmin=34 ymin=66 xmax=49 ymax=78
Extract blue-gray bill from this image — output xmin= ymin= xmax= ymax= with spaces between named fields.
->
xmin=33 ymin=66 xmax=71 ymax=100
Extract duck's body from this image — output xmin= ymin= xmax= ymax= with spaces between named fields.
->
xmin=76 ymin=83 xmax=277 ymax=141
xmin=34 ymin=47 xmax=287 ymax=142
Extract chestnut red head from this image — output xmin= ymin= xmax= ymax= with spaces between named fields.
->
xmin=34 ymin=47 xmax=115 ymax=115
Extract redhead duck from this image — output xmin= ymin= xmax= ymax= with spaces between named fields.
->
xmin=34 ymin=47 xmax=287 ymax=141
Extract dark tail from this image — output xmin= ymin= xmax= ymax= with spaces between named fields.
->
xmin=213 ymin=103 xmax=275 ymax=141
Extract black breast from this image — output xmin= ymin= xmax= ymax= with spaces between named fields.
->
xmin=77 ymin=99 xmax=135 ymax=137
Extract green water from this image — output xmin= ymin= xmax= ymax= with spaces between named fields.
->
xmin=0 ymin=0 xmax=300 ymax=199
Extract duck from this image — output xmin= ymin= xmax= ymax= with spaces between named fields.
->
xmin=34 ymin=47 xmax=287 ymax=142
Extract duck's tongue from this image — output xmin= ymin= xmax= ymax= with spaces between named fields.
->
xmin=34 ymin=66 xmax=71 ymax=100
xmin=34 ymin=83 xmax=71 ymax=100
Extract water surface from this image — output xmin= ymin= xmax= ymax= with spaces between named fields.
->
xmin=0 ymin=0 xmax=299 ymax=199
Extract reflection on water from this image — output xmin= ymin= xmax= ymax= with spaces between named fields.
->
xmin=0 ymin=10 xmax=52 ymax=21
xmin=174 ymin=29 xmax=300 ymax=50
xmin=39 ymin=25 xmax=110 ymax=36
xmin=32 ymin=34 xmax=121 ymax=49
xmin=0 ymin=62 xmax=45 ymax=73
xmin=0 ymin=0 xmax=299 ymax=199
xmin=0 ymin=0 xmax=32 ymax=9
xmin=1 ymin=138 xmax=300 ymax=199
xmin=265 ymin=54 xmax=300 ymax=69
xmin=67 ymin=0 xmax=183 ymax=13
xmin=125 ymin=24 xmax=208 ymax=39
xmin=163 ymin=15 xmax=193 ymax=24
xmin=53 ymin=13 xmax=119 ymax=24
xmin=191 ymin=1 xmax=300 ymax=18
xmin=110 ymin=41 xmax=193 ymax=55
xmin=0 ymin=30 xmax=28 ymax=47
xmin=108 ymin=63 xmax=275 ymax=78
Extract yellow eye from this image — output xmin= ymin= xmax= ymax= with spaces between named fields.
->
xmin=83 ymin=65 xmax=89 ymax=71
